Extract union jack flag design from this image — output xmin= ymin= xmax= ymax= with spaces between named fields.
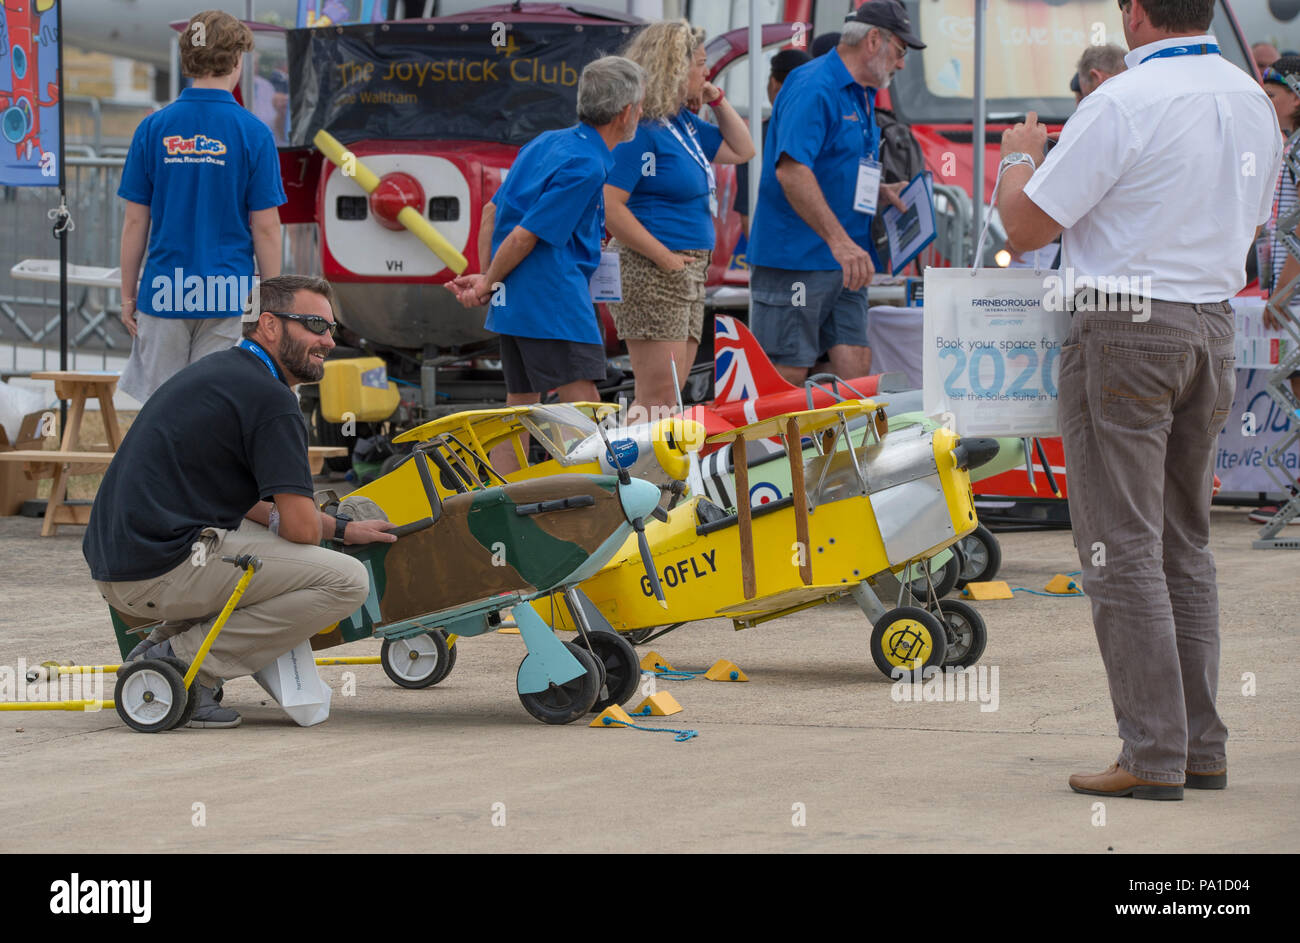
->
xmin=713 ymin=314 xmax=794 ymax=404
xmin=713 ymin=315 xmax=756 ymax=403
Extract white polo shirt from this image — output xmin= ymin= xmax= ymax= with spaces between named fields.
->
xmin=1024 ymin=34 xmax=1282 ymax=304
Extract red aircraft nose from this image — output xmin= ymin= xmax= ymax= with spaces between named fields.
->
xmin=369 ymin=171 xmax=425 ymax=231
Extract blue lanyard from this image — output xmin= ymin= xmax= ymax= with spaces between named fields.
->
xmin=239 ymin=338 xmax=283 ymax=382
xmin=1141 ymin=42 xmax=1219 ymax=63
xmin=848 ymin=85 xmax=877 ymax=159
xmin=664 ymin=114 xmax=717 ymax=194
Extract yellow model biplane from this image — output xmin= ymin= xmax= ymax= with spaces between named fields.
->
xmin=349 ymin=400 xmax=999 ymax=679
xmin=537 ymin=401 xmax=999 ymax=678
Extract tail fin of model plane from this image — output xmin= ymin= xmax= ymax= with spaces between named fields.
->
xmin=713 ymin=314 xmax=799 ymax=404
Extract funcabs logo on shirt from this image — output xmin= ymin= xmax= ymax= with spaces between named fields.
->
xmin=162 ymin=134 xmax=228 ymax=166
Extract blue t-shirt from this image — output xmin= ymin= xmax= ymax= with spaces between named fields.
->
xmin=607 ymin=108 xmax=723 ymax=251
xmin=747 ymin=49 xmax=880 ymax=271
xmin=487 ymin=123 xmax=612 ymax=345
xmin=118 ymin=87 xmax=287 ymax=319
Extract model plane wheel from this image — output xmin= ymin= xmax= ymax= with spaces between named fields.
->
xmin=381 ymin=630 xmax=451 ymax=689
xmin=114 ymin=659 xmax=190 ymax=733
xmin=586 ymin=631 xmax=640 ymax=712
xmin=517 ymin=642 xmax=600 ymax=725
xmin=908 ymin=546 xmax=963 ymax=602
xmin=432 ymin=637 xmax=458 ymax=684
xmin=954 ymin=525 xmax=1001 ymax=589
xmin=869 ymin=606 xmax=947 ymax=680
xmin=935 ymin=600 xmax=988 ymax=668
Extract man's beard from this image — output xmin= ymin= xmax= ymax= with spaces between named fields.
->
xmin=868 ymin=49 xmax=895 ymax=90
xmin=278 ymin=330 xmax=328 ymax=383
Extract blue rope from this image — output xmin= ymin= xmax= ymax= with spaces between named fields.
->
xmin=599 ymin=712 xmax=698 ymax=741
xmin=1007 ymin=571 xmax=1087 ymax=597
xmin=641 ymin=667 xmax=703 ymax=682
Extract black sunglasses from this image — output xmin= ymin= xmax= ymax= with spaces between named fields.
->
xmin=271 ymin=311 xmax=337 ymax=337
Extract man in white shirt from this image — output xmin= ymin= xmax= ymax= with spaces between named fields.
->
xmin=996 ymin=0 xmax=1282 ymax=800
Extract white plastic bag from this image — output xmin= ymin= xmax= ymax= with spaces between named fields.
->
xmin=0 ymin=380 xmax=48 ymax=445
xmin=923 ymin=267 xmax=1069 ymax=437
xmin=252 ymin=640 xmax=332 ymax=727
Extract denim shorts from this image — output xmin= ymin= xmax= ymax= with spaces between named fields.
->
xmin=748 ymin=266 xmax=868 ymax=367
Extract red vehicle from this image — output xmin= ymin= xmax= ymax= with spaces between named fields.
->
xmin=240 ymin=4 xmax=808 ymax=427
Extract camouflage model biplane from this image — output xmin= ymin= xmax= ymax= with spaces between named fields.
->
xmin=110 ymin=449 xmax=664 ymax=725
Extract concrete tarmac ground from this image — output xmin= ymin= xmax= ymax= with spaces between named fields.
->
xmin=0 ymin=509 xmax=1296 ymax=854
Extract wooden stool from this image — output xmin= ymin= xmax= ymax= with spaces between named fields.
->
xmin=308 ymin=446 xmax=349 ymax=475
xmin=0 ymin=372 xmax=121 ymax=536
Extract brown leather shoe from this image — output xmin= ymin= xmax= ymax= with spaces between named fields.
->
xmin=1185 ymin=769 xmax=1227 ymax=790
xmin=1068 ymin=763 xmax=1184 ymax=800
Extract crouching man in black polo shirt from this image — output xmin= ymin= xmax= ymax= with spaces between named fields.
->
xmin=83 ymin=274 xmax=395 ymax=728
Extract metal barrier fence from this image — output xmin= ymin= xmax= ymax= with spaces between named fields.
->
xmin=1 ymin=152 xmax=321 ymax=375
xmin=62 ymin=95 xmax=156 ymax=156
xmin=0 ymin=155 xmax=131 ymax=373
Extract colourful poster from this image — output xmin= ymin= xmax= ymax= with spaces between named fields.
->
xmin=0 ymin=0 xmax=59 ymax=187
xmin=297 ymin=0 xmax=387 ymax=29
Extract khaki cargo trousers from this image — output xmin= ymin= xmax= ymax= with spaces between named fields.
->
xmin=97 ymin=522 xmax=369 ymax=687
xmin=1059 ymin=296 xmax=1235 ymax=784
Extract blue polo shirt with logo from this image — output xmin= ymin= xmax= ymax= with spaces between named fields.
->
xmin=607 ymin=108 xmax=723 ymax=251
xmin=487 ymin=122 xmax=612 ymax=345
xmin=747 ymin=49 xmax=880 ymax=271
xmin=118 ymin=87 xmax=286 ymax=318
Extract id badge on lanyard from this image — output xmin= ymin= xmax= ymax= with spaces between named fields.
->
xmin=850 ymin=91 xmax=879 ymax=215
xmin=589 ymin=250 xmax=622 ymax=302
xmin=854 ymin=158 xmax=882 ymax=215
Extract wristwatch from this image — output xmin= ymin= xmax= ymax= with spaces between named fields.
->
xmin=1001 ymin=152 xmax=1038 ymax=171
xmin=332 ymin=514 xmax=351 ymax=544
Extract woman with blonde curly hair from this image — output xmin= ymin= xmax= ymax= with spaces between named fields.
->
xmin=606 ymin=19 xmax=754 ymax=420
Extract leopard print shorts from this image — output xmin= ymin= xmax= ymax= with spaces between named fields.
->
xmin=607 ymin=241 xmax=712 ymax=342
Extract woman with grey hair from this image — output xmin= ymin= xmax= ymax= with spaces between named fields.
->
xmin=605 ymin=20 xmax=754 ymax=421
xmin=446 ymin=56 xmax=644 ymax=470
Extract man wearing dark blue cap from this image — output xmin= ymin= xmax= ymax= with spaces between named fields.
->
xmin=746 ymin=0 xmax=923 ymax=385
